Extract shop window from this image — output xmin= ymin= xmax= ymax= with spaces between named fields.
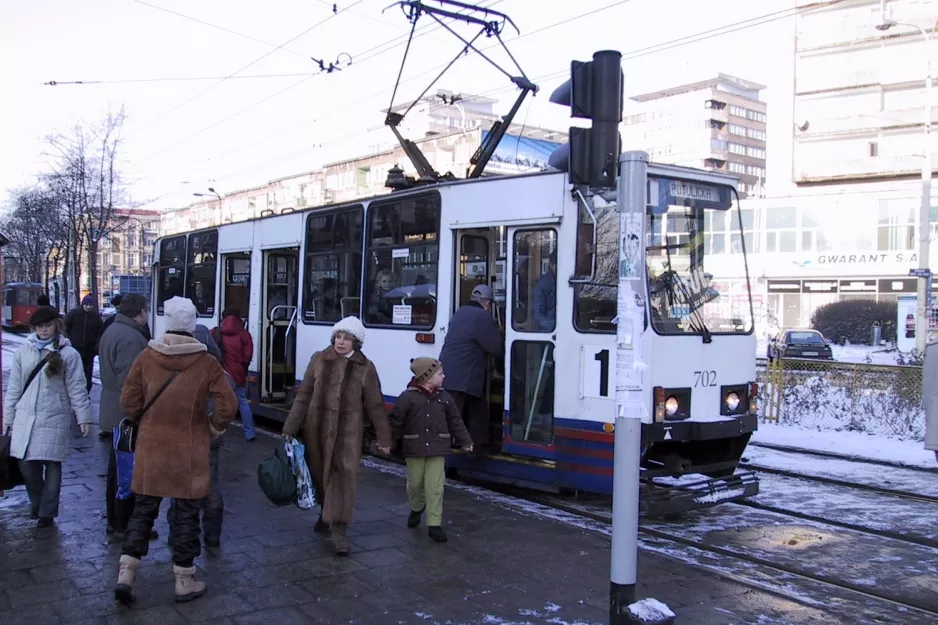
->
xmin=512 ymin=229 xmax=558 ymax=333
xmin=364 ymin=193 xmax=440 ymax=328
xmin=509 ymin=341 xmax=554 ymax=445
xmin=157 ymin=235 xmax=186 ymax=315
xmin=302 ymin=207 xmax=363 ymax=323
xmin=185 ymin=230 xmax=218 ymax=317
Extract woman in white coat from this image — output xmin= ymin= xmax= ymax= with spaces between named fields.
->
xmin=2 ymin=306 xmax=93 ymax=527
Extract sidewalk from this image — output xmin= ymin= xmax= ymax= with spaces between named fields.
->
xmin=0 ymin=393 xmax=876 ymax=624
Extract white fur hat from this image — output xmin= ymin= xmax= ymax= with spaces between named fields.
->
xmin=332 ymin=315 xmax=365 ymax=344
xmin=163 ymin=296 xmax=198 ymax=334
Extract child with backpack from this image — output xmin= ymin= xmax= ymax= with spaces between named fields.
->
xmin=389 ymin=358 xmax=472 ymax=543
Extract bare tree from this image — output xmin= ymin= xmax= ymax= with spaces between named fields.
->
xmin=46 ymin=108 xmax=131 ymax=305
xmin=0 ymin=187 xmax=60 ymax=283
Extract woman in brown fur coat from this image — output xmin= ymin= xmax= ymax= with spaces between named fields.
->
xmin=282 ymin=316 xmax=393 ymax=555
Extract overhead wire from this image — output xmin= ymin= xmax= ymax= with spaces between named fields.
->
xmin=128 ymin=0 xmax=370 ymax=138
xmin=133 ymin=0 xmax=507 ymax=166
xmin=166 ymin=0 xmax=838 ymax=199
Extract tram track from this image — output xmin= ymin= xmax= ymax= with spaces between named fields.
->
xmin=521 ymin=491 xmax=938 ymax=622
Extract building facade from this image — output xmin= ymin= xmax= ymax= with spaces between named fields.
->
xmin=622 ymin=74 xmax=767 ymax=197
xmin=161 ymin=90 xmax=565 ymax=235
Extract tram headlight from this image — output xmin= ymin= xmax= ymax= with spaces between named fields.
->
xmin=665 ymin=396 xmax=679 ymax=416
xmin=725 ymin=392 xmax=740 ymax=412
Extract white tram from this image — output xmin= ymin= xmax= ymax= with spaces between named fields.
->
xmin=150 ymin=160 xmax=759 ymax=514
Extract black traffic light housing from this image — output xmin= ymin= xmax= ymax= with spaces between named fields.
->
xmin=547 ymin=50 xmax=624 ymax=189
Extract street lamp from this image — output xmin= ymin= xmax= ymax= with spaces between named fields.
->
xmin=193 ymin=188 xmax=224 ymax=225
xmin=877 ymin=3 xmax=934 ymax=353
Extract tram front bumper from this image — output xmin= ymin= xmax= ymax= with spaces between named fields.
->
xmin=641 ymin=413 xmax=757 ymax=443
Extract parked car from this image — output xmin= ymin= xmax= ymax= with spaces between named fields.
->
xmin=767 ymin=328 xmax=834 ymax=361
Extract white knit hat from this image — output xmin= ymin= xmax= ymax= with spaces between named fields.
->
xmin=331 ymin=316 xmax=365 ymax=344
xmin=163 ymin=296 xmax=198 ymax=334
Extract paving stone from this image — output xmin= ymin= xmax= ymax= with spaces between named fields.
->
xmin=1 ymin=399 xmax=906 ymax=625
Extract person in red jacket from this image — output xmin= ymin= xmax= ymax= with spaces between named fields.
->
xmin=214 ymin=308 xmax=256 ymax=441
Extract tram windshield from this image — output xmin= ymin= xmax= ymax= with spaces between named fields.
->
xmin=646 ymin=177 xmax=753 ymax=336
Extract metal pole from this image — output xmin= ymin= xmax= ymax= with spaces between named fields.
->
xmin=917 ymin=55 xmax=933 ymax=354
xmin=610 ymin=150 xmax=648 ymax=623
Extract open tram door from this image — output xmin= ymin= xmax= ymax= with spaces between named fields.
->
xmin=260 ymin=249 xmax=299 ymax=403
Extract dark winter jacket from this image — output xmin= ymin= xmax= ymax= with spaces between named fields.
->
xmin=98 ymin=314 xmax=151 ymax=431
xmin=438 ymin=301 xmax=503 ymax=397
xmin=194 ymin=324 xmax=223 ymax=363
xmin=389 ymin=382 xmax=472 ymax=457
xmin=64 ymin=307 xmax=104 ymax=353
xmin=219 ymin=315 xmax=253 ymax=387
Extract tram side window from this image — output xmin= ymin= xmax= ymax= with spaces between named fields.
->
xmin=573 ymin=204 xmax=618 ymax=334
xmin=303 ymin=207 xmax=364 ymax=323
xmin=185 ymin=230 xmax=218 ymax=317
xmin=364 ymin=193 xmax=440 ymax=329
xmin=157 ymin=235 xmax=187 ymax=315
xmin=512 ymin=229 xmax=557 ymax=333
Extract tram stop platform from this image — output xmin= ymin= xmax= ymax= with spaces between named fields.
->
xmin=0 ymin=389 xmax=875 ymax=625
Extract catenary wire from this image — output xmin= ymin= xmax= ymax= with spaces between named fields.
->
xmin=161 ymin=0 xmax=841 ymax=198
xmin=134 ymin=0 xmax=507 ymax=165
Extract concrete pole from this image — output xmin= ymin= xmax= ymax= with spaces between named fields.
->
xmin=609 ymin=150 xmax=647 ymax=622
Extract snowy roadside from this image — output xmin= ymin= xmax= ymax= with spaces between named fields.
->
xmin=751 ymin=422 xmax=935 ymax=470
xmin=757 ymin=337 xmax=906 ymax=366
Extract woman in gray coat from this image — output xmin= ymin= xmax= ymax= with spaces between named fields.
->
xmin=2 ymin=306 xmax=92 ymax=527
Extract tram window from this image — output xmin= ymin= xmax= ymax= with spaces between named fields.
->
xmin=509 ymin=341 xmax=554 ymax=445
xmin=185 ymin=230 xmax=218 ymax=317
xmin=364 ymin=193 xmax=440 ymax=329
xmin=574 ymin=205 xmax=618 ymax=334
xmin=512 ymin=229 xmax=557 ymax=333
xmin=157 ymin=235 xmax=187 ymax=315
xmin=302 ymin=207 xmax=363 ymax=324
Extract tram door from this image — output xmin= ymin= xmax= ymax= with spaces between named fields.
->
xmin=503 ymin=226 xmax=558 ymax=451
xmin=261 ymin=249 xmax=299 ymax=403
xmin=453 ymin=228 xmax=506 ymax=448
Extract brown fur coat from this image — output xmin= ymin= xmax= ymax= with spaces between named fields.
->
xmin=121 ymin=334 xmax=237 ymax=499
xmin=282 ymin=348 xmax=392 ymax=525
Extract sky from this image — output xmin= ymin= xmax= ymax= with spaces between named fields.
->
xmin=0 ymin=0 xmax=795 ymax=211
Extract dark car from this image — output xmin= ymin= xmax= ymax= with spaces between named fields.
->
xmin=767 ymin=328 xmax=834 ymax=360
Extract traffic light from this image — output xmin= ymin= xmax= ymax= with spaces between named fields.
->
xmin=548 ymin=50 xmax=624 ymax=189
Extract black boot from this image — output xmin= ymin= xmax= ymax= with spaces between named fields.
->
xmin=407 ymin=507 xmax=424 ymax=528
xmin=428 ymin=526 xmax=447 ymax=543
xmin=314 ymin=514 xmax=328 ymax=533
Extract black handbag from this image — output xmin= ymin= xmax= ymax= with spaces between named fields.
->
xmin=0 ymin=433 xmax=24 ymax=491
xmin=116 ymin=371 xmax=180 ymax=454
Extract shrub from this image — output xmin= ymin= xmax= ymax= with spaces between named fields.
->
xmin=810 ymin=299 xmax=898 ymax=344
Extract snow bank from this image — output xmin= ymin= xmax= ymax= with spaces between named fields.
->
xmin=751 ymin=423 xmax=936 ymax=470
xmin=628 ymin=598 xmax=675 ymax=622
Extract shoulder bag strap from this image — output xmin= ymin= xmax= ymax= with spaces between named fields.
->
xmin=22 ymin=354 xmax=52 ymax=395
xmin=134 ymin=370 xmax=181 ymax=421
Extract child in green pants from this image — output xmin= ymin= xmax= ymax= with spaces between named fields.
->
xmin=390 ymin=357 xmax=473 ymax=542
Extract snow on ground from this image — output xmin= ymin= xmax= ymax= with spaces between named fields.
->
xmin=752 ymin=423 xmax=936 ymax=470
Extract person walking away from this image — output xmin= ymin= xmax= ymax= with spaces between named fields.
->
xmin=2 ymin=306 xmax=92 ymax=527
xmin=37 ymin=294 xmax=50 ymax=307
xmin=64 ymin=295 xmax=104 ymax=394
xmin=390 ymin=358 xmax=472 ymax=543
xmin=103 ymin=294 xmax=123 ymax=332
xmin=194 ymin=322 xmax=223 ymax=363
xmin=98 ymin=294 xmax=152 ymax=535
xmin=167 ymin=325 xmax=230 ymax=556
xmin=438 ymin=285 xmax=503 ymax=451
xmin=282 ymin=316 xmax=393 ymax=556
xmin=217 ymin=308 xmax=255 ymax=441
xmin=113 ymin=296 xmax=237 ymax=604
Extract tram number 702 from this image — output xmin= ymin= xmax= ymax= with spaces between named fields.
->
xmin=694 ymin=370 xmax=717 ymax=387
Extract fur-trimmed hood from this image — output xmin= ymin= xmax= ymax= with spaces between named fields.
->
xmin=145 ymin=333 xmax=208 ymax=372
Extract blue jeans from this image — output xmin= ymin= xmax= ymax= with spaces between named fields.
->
xmin=236 ymin=386 xmax=255 ymax=440
xmin=18 ymin=460 xmax=62 ymax=519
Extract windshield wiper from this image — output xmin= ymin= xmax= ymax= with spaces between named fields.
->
xmin=659 ymin=271 xmax=712 ymax=343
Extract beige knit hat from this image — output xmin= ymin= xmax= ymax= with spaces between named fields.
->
xmin=410 ymin=357 xmax=442 ymax=384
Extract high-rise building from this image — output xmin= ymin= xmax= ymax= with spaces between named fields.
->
xmin=621 ymin=74 xmax=767 ymax=197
